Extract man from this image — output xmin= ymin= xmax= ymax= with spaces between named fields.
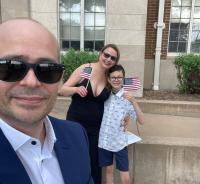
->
xmin=0 ymin=18 xmax=93 ymax=184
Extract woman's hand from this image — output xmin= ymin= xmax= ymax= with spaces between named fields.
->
xmin=76 ymin=86 xmax=88 ymax=97
xmin=121 ymin=114 xmax=130 ymax=131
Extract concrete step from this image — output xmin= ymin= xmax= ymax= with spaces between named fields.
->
xmin=51 ymin=97 xmax=200 ymax=140
xmin=138 ymin=99 xmax=200 ymax=117
xmin=51 ymin=97 xmax=200 ymax=184
xmin=50 ymin=97 xmax=200 ymax=119
xmin=128 ymin=113 xmax=200 ymax=139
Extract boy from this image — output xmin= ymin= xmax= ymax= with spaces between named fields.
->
xmin=98 ymin=64 xmax=144 ymax=184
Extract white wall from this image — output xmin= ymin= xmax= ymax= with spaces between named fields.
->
xmin=105 ymin=0 xmax=148 ymax=97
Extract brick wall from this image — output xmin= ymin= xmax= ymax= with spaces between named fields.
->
xmin=145 ymin=0 xmax=171 ymax=59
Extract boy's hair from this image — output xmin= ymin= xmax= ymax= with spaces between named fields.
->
xmin=107 ymin=64 xmax=125 ymax=77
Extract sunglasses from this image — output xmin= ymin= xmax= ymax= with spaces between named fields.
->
xmin=0 ymin=59 xmax=65 ymax=84
xmin=103 ymin=52 xmax=117 ymax=62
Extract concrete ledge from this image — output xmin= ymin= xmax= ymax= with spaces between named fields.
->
xmin=129 ymin=113 xmax=200 ymax=139
xmin=51 ymin=97 xmax=200 ymax=119
xmin=51 ymin=97 xmax=200 ymax=184
xmin=139 ymin=136 xmax=200 ymax=147
xmin=138 ymin=99 xmax=200 ymax=117
xmin=132 ymin=143 xmax=200 ymax=184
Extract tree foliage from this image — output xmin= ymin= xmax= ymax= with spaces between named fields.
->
xmin=61 ymin=49 xmax=98 ymax=81
xmin=174 ymin=54 xmax=200 ymax=94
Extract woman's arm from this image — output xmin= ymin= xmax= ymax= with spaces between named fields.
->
xmin=58 ymin=64 xmax=89 ymax=97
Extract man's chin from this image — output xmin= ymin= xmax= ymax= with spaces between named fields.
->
xmin=12 ymin=110 xmax=46 ymax=123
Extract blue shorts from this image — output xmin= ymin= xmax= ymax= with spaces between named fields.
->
xmin=98 ymin=147 xmax=129 ymax=171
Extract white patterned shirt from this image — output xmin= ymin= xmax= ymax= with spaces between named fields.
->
xmin=98 ymin=88 xmax=136 ymax=152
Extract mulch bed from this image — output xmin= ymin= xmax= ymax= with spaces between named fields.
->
xmin=141 ymin=89 xmax=200 ymax=102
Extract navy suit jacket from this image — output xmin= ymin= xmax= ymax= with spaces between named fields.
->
xmin=0 ymin=116 xmax=93 ymax=184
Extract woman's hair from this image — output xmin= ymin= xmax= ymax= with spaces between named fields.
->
xmin=106 ymin=64 xmax=125 ymax=90
xmin=99 ymin=43 xmax=120 ymax=63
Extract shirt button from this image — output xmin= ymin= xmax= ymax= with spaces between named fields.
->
xmin=31 ymin=141 xmax=37 ymax=145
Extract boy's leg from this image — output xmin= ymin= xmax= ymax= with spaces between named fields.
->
xmin=99 ymin=148 xmax=114 ymax=184
xmin=105 ymin=165 xmax=114 ymax=184
xmin=115 ymin=147 xmax=130 ymax=184
xmin=120 ymin=171 xmax=130 ymax=184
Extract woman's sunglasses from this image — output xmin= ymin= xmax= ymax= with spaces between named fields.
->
xmin=103 ymin=52 xmax=117 ymax=62
xmin=0 ymin=59 xmax=65 ymax=84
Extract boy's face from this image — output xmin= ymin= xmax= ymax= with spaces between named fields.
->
xmin=108 ymin=71 xmax=124 ymax=91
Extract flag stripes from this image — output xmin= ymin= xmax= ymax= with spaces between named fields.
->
xmin=123 ymin=77 xmax=141 ymax=91
xmin=80 ymin=67 xmax=92 ymax=79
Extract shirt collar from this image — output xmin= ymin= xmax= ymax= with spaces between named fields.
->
xmin=112 ymin=88 xmax=124 ymax=98
xmin=44 ymin=116 xmax=57 ymax=154
xmin=0 ymin=116 xmax=56 ymax=151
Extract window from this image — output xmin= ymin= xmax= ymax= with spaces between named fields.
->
xmin=59 ymin=0 xmax=106 ymax=51
xmin=168 ymin=0 xmax=200 ymax=53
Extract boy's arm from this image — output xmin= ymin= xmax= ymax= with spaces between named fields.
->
xmin=123 ymin=92 xmax=145 ymax=125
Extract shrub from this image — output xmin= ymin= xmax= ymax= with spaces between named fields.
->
xmin=174 ymin=54 xmax=200 ymax=94
xmin=61 ymin=49 xmax=98 ymax=81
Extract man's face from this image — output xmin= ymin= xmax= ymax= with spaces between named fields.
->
xmin=108 ymin=71 xmax=124 ymax=91
xmin=0 ymin=20 xmax=60 ymax=127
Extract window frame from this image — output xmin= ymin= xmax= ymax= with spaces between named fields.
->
xmin=168 ymin=0 xmax=200 ymax=55
xmin=59 ymin=0 xmax=106 ymax=51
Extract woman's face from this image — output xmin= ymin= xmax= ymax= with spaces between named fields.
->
xmin=99 ymin=47 xmax=118 ymax=70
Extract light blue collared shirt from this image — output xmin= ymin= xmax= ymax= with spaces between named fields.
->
xmin=98 ymin=88 xmax=136 ymax=152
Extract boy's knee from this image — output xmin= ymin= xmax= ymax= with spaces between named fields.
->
xmin=120 ymin=171 xmax=130 ymax=184
xmin=106 ymin=165 xmax=114 ymax=174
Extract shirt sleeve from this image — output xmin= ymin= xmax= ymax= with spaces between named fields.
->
xmin=127 ymin=102 xmax=136 ymax=121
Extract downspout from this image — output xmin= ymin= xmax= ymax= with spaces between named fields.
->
xmin=80 ymin=0 xmax=84 ymax=50
xmin=153 ymin=0 xmax=165 ymax=90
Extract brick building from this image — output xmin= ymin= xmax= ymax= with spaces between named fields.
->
xmin=0 ymin=0 xmax=199 ymax=96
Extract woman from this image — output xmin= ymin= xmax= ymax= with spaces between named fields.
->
xmin=59 ymin=44 xmax=120 ymax=184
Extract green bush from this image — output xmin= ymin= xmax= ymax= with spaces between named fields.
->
xmin=61 ymin=49 xmax=98 ymax=81
xmin=174 ymin=54 xmax=200 ymax=94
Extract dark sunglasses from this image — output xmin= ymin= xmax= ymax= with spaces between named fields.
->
xmin=0 ymin=59 xmax=65 ymax=84
xmin=103 ymin=52 xmax=117 ymax=62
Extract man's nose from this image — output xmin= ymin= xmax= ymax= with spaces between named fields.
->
xmin=19 ymin=69 xmax=41 ymax=87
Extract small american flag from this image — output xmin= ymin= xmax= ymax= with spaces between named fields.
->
xmin=80 ymin=67 xmax=92 ymax=80
xmin=123 ymin=77 xmax=141 ymax=91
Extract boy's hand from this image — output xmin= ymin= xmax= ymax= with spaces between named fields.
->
xmin=123 ymin=91 xmax=135 ymax=103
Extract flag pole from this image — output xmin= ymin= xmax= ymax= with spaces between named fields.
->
xmin=80 ymin=66 xmax=92 ymax=90
xmin=86 ymin=79 xmax=90 ymax=89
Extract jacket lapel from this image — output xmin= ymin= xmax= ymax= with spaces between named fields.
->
xmin=52 ymin=119 xmax=83 ymax=184
xmin=0 ymin=129 xmax=31 ymax=184
xmin=54 ymin=139 xmax=74 ymax=183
